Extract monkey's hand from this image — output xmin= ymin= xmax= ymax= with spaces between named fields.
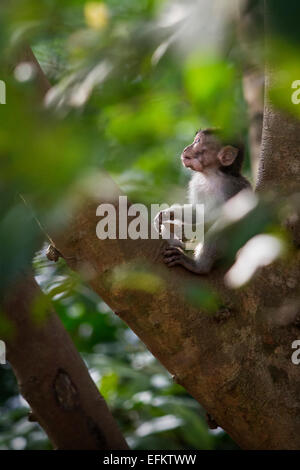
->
xmin=153 ymin=208 xmax=176 ymax=233
xmin=154 ymin=207 xmax=185 ymax=247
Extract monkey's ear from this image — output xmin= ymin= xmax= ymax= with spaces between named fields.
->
xmin=217 ymin=146 xmax=239 ymax=166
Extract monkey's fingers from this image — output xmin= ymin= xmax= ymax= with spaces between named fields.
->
xmin=163 ymin=254 xmax=180 ymax=261
xmin=165 ymin=259 xmax=181 ymax=267
xmin=163 ymin=253 xmax=183 ymax=266
xmin=163 ymin=246 xmax=183 ymax=255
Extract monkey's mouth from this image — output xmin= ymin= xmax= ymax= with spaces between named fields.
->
xmin=181 ymin=154 xmax=192 ymax=168
xmin=181 ymin=155 xmax=203 ymax=171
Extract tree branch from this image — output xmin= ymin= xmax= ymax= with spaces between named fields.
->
xmin=2 ymin=273 xmax=129 ymax=450
xmin=48 ymin=178 xmax=300 ymax=449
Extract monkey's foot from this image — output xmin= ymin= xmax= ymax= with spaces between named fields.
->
xmin=163 ymin=245 xmax=211 ymax=274
xmin=163 ymin=245 xmax=201 ymax=273
xmin=163 ymin=245 xmax=186 ymax=267
xmin=167 ymin=238 xmax=185 ymax=249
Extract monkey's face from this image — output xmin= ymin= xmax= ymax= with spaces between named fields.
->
xmin=181 ymin=132 xmax=221 ymax=173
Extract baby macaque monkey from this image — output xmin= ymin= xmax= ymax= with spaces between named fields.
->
xmin=162 ymin=128 xmax=251 ymax=274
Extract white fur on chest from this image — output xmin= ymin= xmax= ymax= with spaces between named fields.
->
xmin=188 ymin=172 xmax=226 ymax=208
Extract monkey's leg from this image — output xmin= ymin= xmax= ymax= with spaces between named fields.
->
xmin=163 ymin=245 xmax=208 ymax=274
xmin=163 ymin=240 xmax=218 ymax=275
xmin=168 ymin=237 xmax=185 ymax=248
xmin=193 ymin=239 xmax=219 ymax=273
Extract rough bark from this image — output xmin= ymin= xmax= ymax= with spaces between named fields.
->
xmin=242 ymin=71 xmax=264 ymax=183
xmin=257 ymin=74 xmax=300 ymax=194
xmin=238 ymin=0 xmax=265 ymax=184
xmin=2 ymin=273 xmax=129 ymax=450
xmin=256 ymin=1 xmax=300 ymax=245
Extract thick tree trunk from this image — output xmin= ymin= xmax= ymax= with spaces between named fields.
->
xmin=2 ymin=273 xmax=129 ymax=450
xmin=238 ymin=0 xmax=264 ymax=183
xmin=256 ymin=1 xmax=300 ymax=245
xmin=257 ymin=76 xmax=300 ymax=193
xmin=243 ymin=71 xmax=264 ymax=182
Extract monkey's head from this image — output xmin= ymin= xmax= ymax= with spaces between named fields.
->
xmin=181 ymin=128 xmax=243 ymax=176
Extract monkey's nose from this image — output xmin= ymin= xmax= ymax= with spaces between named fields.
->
xmin=184 ymin=143 xmax=193 ymax=152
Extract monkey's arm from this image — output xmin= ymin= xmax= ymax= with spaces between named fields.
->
xmin=155 ymin=205 xmax=214 ymax=244
xmin=224 ymin=175 xmax=252 ymax=201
